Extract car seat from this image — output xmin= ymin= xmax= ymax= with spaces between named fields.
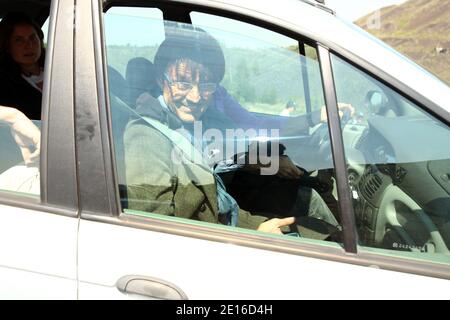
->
xmin=125 ymin=57 xmax=160 ymax=107
xmin=107 ymin=66 xmax=128 ymax=103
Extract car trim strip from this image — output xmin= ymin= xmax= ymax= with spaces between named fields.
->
xmin=318 ymin=45 xmax=358 ymax=254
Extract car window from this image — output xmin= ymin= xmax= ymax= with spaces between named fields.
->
xmin=331 ymin=54 xmax=450 ymax=265
xmin=104 ymin=7 xmax=164 ymax=76
xmin=0 ymin=12 xmax=48 ymax=199
xmin=190 ymin=11 xmax=325 ymax=115
xmin=105 ymin=6 xmax=345 ymax=245
xmin=0 ymin=119 xmax=40 ymax=197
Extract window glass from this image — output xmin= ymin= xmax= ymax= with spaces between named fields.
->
xmin=190 ymin=12 xmax=325 ymax=116
xmin=104 ymin=7 xmax=164 ymax=76
xmin=332 ymin=54 xmax=450 ymax=264
xmin=106 ymin=7 xmax=344 ymax=245
xmin=0 ymin=11 xmax=48 ymax=198
xmin=0 ymin=118 xmax=40 ymax=197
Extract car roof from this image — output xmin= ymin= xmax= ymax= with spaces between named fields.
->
xmin=190 ymin=0 xmax=450 ymax=113
xmin=0 ymin=0 xmax=49 ymax=25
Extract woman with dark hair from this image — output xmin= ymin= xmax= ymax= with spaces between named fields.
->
xmin=0 ymin=12 xmax=46 ymax=120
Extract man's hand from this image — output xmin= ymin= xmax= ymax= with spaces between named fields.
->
xmin=238 ymin=154 xmax=302 ymax=179
xmin=320 ymin=103 xmax=355 ymax=122
xmin=277 ymin=155 xmax=303 ymax=179
xmin=238 ymin=141 xmax=302 ymax=179
xmin=257 ymin=217 xmax=296 ymax=234
xmin=2 ymin=107 xmax=41 ymax=165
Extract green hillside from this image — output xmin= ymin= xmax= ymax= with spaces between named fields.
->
xmin=355 ymin=0 xmax=450 ymax=85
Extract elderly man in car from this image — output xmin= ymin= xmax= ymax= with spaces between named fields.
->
xmin=123 ymin=26 xmax=341 ymax=239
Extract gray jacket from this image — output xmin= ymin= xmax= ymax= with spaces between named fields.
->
xmin=124 ymin=98 xmax=267 ymax=230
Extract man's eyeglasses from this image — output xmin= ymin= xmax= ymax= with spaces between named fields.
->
xmin=164 ymin=74 xmax=217 ymax=95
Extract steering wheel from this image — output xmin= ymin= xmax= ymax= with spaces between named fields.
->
xmin=308 ymin=108 xmax=353 ymax=161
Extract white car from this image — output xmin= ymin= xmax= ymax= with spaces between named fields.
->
xmin=0 ymin=0 xmax=449 ymax=299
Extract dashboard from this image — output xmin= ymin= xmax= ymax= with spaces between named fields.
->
xmin=348 ymin=115 xmax=450 ymax=250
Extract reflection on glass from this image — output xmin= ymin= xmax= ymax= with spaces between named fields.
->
xmin=332 ymin=54 xmax=450 ymax=261
xmin=106 ymin=13 xmax=342 ymax=242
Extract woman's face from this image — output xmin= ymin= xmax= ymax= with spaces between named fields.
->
xmin=9 ymin=24 xmax=41 ymax=69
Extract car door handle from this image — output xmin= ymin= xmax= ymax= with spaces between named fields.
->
xmin=117 ymin=275 xmax=188 ymax=300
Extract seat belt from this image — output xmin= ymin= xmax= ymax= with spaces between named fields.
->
xmin=140 ymin=116 xmax=238 ymax=226
xmin=142 ymin=116 xmax=211 ymax=172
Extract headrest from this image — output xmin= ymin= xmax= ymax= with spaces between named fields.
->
xmin=107 ymin=66 xmax=127 ymax=102
xmin=126 ymin=57 xmax=160 ymax=106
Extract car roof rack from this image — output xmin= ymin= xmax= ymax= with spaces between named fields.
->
xmin=299 ymin=0 xmax=335 ymax=15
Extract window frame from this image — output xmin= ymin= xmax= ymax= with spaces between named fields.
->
xmin=93 ymin=0 xmax=450 ymax=279
xmin=317 ymin=45 xmax=357 ymax=253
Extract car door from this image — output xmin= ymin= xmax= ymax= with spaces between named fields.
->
xmin=76 ymin=0 xmax=450 ymax=299
xmin=0 ymin=0 xmax=78 ymax=299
